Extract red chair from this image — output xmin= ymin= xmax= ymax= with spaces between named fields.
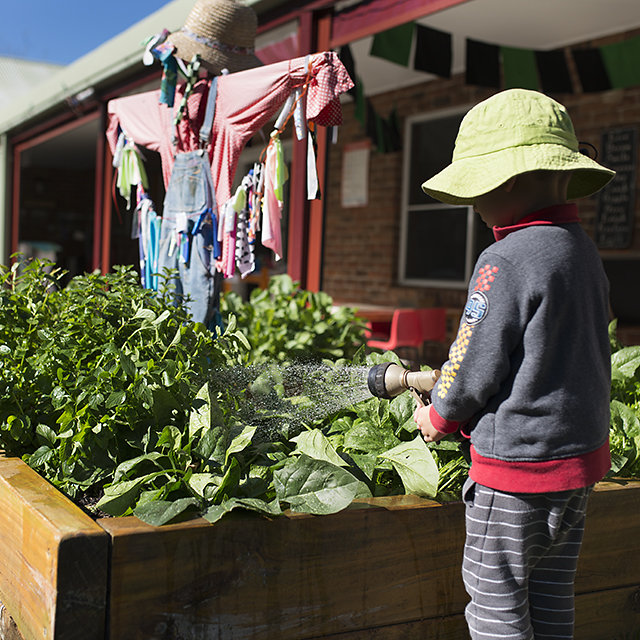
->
xmin=417 ymin=307 xmax=448 ymax=361
xmin=367 ymin=309 xmax=423 ymax=361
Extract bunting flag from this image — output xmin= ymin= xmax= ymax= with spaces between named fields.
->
xmin=501 ymin=46 xmax=539 ymax=91
xmin=466 ymin=39 xmax=501 ymax=88
xmin=600 ymin=35 xmax=640 ymax=89
xmin=364 ymin=19 xmax=640 ymax=94
xmin=370 ymin=22 xmax=415 ymax=67
xmin=382 ymin=107 xmax=402 ymax=152
xmin=535 ymin=49 xmax=573 ymax=94
xmin=341 ymin=41 xmax=401 ymax=153
xmin=354 ymin=76 xmax=366 ymax=127
xmin=346 ymin=21 xmax=640 ymax=151
xmin=572 ymin=48 xmax=612 ymax=92
xmin=338 ymin=45 xmax=358 ymax=97
xmin=414 ymin=24 xmax=452 ymax=78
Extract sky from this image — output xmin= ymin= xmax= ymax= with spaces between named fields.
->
xmin=1 ymin=1 xmax=174 ymax=66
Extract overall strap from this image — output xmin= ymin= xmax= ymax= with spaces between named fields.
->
xmin=199 ymin=75 xmax=218 ymax=148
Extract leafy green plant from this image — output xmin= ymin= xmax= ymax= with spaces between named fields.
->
xmin=0 ymin=259 xmax=248 ymax=513
xmin=0 ymin=259 xmax=467 ymax=527
xmin=92 ymin=348 xmax=469 ymax=526
xmin=608 ymin=320 xmax=640 ymax=478
xmin=220 ymin=274 xmax=367 ymax=363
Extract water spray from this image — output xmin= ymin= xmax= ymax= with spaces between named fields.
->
xmin=367 ymin=362 xmax=440 ymax=407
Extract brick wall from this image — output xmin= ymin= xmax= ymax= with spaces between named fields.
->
xmin=322 ymin=28 xmax=640 ymax=327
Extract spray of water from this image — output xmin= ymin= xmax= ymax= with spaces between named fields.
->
xmin=209 ymin=361 xmax=373 ymax=440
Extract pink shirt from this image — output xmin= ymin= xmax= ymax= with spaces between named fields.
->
xmin=106 ymin=51 xmax=354 ymax=211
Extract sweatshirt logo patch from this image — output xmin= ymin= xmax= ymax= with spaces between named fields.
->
xmin=464 ymin=291 xmax=489 ymax=325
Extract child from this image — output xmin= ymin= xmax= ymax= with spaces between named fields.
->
xmin=414 ymin=89 xmax=615 ymax=640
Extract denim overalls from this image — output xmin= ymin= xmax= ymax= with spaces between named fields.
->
xmin=158 ymin=76 xmax=222 ymax=330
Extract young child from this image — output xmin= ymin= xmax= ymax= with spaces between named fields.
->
xmin=414 ymin=89 xmax=615 ymax=640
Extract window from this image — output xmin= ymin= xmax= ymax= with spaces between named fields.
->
xmin=399 ymin=109 xmax=494 ymax=288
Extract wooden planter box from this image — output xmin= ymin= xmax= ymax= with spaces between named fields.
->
xmin=1 ymin=453 xmax=640 ymax=639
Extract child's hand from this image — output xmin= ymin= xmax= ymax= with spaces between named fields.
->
xmin=414 ymin=405 xmax=446 ymax=443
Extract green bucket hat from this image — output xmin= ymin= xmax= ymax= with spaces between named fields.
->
xmin=421 ymin=89 xmax=615 ymax=205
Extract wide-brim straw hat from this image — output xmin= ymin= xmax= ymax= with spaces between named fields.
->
xmin=421 ymin=89 xmax=615 ymax=205
xmin=168 ymin=0 xmax=262 ymax=75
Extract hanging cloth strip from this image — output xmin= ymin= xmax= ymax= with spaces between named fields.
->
xmin=307 ymin=123 xmax=320 ymax=200
xmin=173 ymin=54 xmax=202 ymax=131
xmin=235 ymin=174 xmax=255 ymax=278
xmin=115 ymin=136 xmax=149 ymax=209
xmin=261 ymin=130 xmax=288 ymax=261
xmin=153 ymin=41 xmax=179 ymax=108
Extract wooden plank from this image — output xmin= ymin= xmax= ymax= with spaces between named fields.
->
xmin=0 ymin=456 xmax=109 ymax=640
xmin=99 ymin=498 xmax=468 ymax=640
xmin=297 ymin=584 xmax=640 ymax=640
xmin=308 ymin=613 xmax=468 ymax=639
xmin=100 ymin=482 xmax=640 ymax=639
xmin=0 ymin=598 xmax=25 ymax=640
xmin=577 ymin=480 xmax=640 ymax=594
xmin=575 ymin=585 xmax=640 ymax=639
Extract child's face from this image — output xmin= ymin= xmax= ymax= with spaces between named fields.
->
xmin=473 ymin=179 xmax=517 ymax=228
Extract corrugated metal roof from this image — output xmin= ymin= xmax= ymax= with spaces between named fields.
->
xmin=0 ymin=57 xmax=63 ymax=112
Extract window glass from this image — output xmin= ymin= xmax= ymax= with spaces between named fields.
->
xmin=400 ymin=109 xmax=495 ymax=288
xmin=408 ymin=113 xmax=464 ymax=206
xmin=405 ymin=208 xmax=468 ymax=281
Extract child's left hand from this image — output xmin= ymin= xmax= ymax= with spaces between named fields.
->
xmin=414 ymin=404 xmax=446 ymax=443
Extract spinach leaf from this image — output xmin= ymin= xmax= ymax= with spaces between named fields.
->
xmin=274 ymin=454 xmax=371 ymax=514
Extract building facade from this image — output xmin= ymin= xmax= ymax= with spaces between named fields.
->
xmin=1 ymin=0 xmax=639 ymax=339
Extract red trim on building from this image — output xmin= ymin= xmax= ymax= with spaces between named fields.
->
xmin=330 ymin=0 xmax=471 ymax=47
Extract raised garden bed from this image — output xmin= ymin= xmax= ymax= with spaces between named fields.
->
xmin=1 ymin=454 xmax=640 ymax=640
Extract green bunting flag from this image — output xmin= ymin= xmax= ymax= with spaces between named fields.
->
xmin=370 ymin=22 xmax=415 ymax=67
xmin=600 ymin=35 xmax=640 ymax=89
xmin=501 ymin=46 xmax=539 ymax=91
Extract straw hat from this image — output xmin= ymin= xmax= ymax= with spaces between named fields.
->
xmin=168 ymin=0 xmax=262 ymax=75
xmin=421 ymin=89 xmax=615 ymax=205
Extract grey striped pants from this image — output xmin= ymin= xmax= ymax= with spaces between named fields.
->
xmin=462 ymin=479 xmax=592 ymax=640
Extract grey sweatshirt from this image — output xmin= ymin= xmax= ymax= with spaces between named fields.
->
xmin=430 ymin=204 xmax=611 ymax=492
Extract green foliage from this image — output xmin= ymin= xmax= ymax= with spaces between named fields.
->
xmin=0 ymin=259 xmax=247 ymax=515
xmin=0 ymin=260 xmax=467 ymax=527
xmin=608 ymin=320 xmax=640 ymax=478
xmin=220 ymin=274 xmax=367 ymax=363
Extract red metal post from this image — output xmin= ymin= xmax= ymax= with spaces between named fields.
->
xmin=305 ymin=9 xmax=332 ymax=292
xmin=286 ymin=10 xmax=314 ymax=286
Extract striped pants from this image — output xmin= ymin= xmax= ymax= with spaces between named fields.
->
xmin=462 ymin=479 xmax=592 ymax=640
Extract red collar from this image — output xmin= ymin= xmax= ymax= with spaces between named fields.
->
xmin=493 ymin=204 xmax=580 ymax=241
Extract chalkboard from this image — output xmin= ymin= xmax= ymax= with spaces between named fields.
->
xmin=595 ymin=127 xmax=638 ymax=249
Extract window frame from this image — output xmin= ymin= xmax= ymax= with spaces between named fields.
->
xmin=398 ymin=106 xmax=483 ymax=290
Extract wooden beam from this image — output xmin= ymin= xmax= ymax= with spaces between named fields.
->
xmin=0 ymin=456 xmax=108 ymax=640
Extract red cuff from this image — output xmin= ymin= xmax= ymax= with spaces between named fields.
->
xmin=429 ymin=405 xmax=460 ymax=434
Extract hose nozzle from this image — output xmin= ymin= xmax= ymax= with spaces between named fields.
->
xmin=367 ymin=362 xmax=440 ymax=401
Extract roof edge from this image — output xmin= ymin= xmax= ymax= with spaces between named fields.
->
xmin=0 ymin=0 xmax=261 ymax=136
